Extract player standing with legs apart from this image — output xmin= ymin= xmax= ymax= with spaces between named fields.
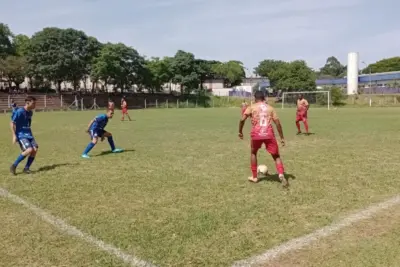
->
xmin=108 ymin=98 xmax=115 ymax=112
xmin=296 ymin=94 xmax=309 ymax=135
xmin=121 ymin=96 xmax=131 ymax=121
xmin=81 ymin=109 xmax=123 ymax=158
xmin=239 ymin=91 xmax=288 ymax=187
xmin=10 ymin=96 xmax=38 ymax=175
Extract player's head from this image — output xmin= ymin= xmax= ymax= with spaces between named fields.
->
xmin=298 ymin=94 xmax=303 ymax=100
xmin=25 ymin=96 xmax=36 ymax=110
xmin=108 ymin=98 xmax=112 ymax=102
xmin=106 ymin=109 xmax=114 ymax=118
xmin=254 ymin=91 xmax=265 ymax=102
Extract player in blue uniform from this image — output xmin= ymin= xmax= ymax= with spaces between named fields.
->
xmin=10 ymin=96 xmax=38 ymax=175
xmin=81 ymin=109 xmax=123 ymax=158
xmin=10 ymin=99 xmax=17 ymax=116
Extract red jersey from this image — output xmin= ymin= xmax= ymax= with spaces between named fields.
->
xmin=121 ymin=100 xmax=127 ymax=108
xmin=244 ymin=102 xmax=278 ymax=140
xmin=108 ymin=102 xmax=115 ymax=110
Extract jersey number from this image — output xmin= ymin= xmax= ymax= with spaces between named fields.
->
xmin=259 ymin=116 xmax=267 ymax=127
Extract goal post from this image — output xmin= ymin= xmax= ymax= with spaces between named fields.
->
xmin=281 ymin=91 xmax=330 ymax=110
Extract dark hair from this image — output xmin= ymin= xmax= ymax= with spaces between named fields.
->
xmin=254 ymin=91 xmax=265 ymax=101
xmin=25 ymin=96 xmax=36 ymax=102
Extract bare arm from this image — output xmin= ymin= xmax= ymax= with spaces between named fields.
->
xmin=273 ymin=118 xmax=284 ymax=141
xmin=10 ymin=122 xmax=16 ymax=136
xmin=238 ymin=114 xmax=249 ymax=138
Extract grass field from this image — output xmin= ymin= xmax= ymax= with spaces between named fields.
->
xmin=1 ymin=107 xmax=400 ymax=267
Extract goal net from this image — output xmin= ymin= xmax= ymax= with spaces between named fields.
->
xmin=281 ymin=91 xmax=330 ymax=109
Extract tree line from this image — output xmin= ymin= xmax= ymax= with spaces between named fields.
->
xmin=1 ymin=23 xmax=399 ymax=94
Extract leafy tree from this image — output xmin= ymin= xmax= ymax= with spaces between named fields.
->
xmin=27 ymin=27 xmax=101 ymax=92
xmin=195 ymin=59 xmax=220 ymax=90
xmin=170 ymin=50 xmax=199 ymax=94
xmin=0 ymin=56 xmax=28 ymax=88
xmin=0 ymin=23 xmax=14 ymax=58
xmin=141 ymin=57 xmax=172 ymax=93
xmin=362 ymin=57 xmax=400 ymax=74
xmin=13 ymin=34 xmax=30 ymax=57
xmin=212 ymin=60 xmax=245 ymax=87
xmin=319 ymin=56 xmax=346 ymax=78
xmin=91 ymin=43 xmax=145 ymax=92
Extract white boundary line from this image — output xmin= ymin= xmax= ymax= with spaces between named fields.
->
xmin=232 ymin=195 xmax=400 ymax=267
xmin=0 ymin=187 xmax=157 ymax=267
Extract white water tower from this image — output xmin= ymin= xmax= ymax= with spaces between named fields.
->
xmin=347 ymin=52 xmax=359 ymax=95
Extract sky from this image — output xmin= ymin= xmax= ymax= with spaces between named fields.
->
xmin=1 ymin=0 xmax=399 ymax=75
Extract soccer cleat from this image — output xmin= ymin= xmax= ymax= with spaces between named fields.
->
xmin=81 ymin=154 xmax=90 ymax=159
xmin=279 ymin=174 xmax=289 ymax=188
xmin=23 ymin=168 xmax=31 ymax=174
xmin=112 ymin=148 xmax=123 ymax=153
xmin=248 ymin=176 xmax=259 ymax=183
xmin=296 ymin=132 xmax=302 ymax=135
xmin=10 ymin=165 xmax=16 ymax=175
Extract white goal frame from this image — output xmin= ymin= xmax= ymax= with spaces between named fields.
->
xmin=281 ymin=91 xmax=330 ymax=110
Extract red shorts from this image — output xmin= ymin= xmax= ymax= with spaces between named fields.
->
xmin=296 ymin=111 xmax=307 ymax=121
xmin=251 ymin=138 xmax=279 ymax=156
xmin=122 ymin=108 xmax=128 ymax=114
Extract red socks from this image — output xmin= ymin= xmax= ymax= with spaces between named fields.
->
xmin=275 ymin=162 xmax=285 ymax=175
xmin=296 ymin=121 xmax=301 ymax=132
xmin=304 ymin=120 xmax=309 ymax=133
xmin=251 ymin=164 xmax=258 ymax=178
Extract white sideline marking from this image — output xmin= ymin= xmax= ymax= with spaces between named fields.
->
xmin=0 ymin=187 xmax=156 ymax=267
xmin=232 ymin=195 xmax=400 ymax=267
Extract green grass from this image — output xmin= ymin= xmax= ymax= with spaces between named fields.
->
xmin=1 ymin=107 xmax=400 ymax=266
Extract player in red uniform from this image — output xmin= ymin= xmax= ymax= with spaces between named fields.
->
xmin=241 ymin=100 xmax=248 ymax=115
xmin=239 ymin=91 xmax=288 ymax=187
xmin=296 ymin=94 xmax=309 ymax=135
xmin=108 ymin=98 xmax=115 ymax=112
xmin=121 ymin=96 xmax=132 ymax=121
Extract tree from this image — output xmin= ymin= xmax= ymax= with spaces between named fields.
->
xmin=362 ymin=57 xmax=400 ymax=74
xmin=27 ymin=27 xmax=101 ymax=92
xmin=0 ymin=56 xmax=28 ymax=88
xmin=91 ymin=43 xmax=145 ymax=92
xmin=141 ymin=57 xmax=172 ymax=93
xmin=212 ymin=60 xmax=245 ymax=87
xmin=0 ymin=23 xmax=14 ymax=58
xmin=254 ymin=59 xmax=286 ymax=88
xmin=170 ymin=50 xmax=199 ymax=94
xmin=13 ymin=34 xmax=30 ymax=57
xmin=195 ymin=59 xmax=220 ymax=90
xmin=319 ymin=56 xmax=346 ymax=78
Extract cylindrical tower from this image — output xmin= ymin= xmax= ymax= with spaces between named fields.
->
xmin=347 ymin=52 xmax=359 ymax=95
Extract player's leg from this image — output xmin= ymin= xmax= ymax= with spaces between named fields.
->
xmin=295 ymin=113 xmax=302 ymax=134
xmin=103 ymin=131 xmax=123 ymax=153
xmin=121 ymin=109 xmax=126 ymax=121
xmin=302 ymin=114 xmax=309 ymax=134
xmin=266 ymin=139 xmax=288 ymax=187
xmin=82 ymin=131 xmax=99 ymax=158
xmin=10 ymin=138 xmax=33 ymax=175
xmin=249 ymin=139 xmax=262 ymax=183
xmin=23 ymin=139 xmax=39 ymax=173
xmin=126 ymin=111 xmax=132 ymax=121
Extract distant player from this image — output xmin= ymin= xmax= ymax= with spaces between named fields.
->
xmin=81 ymin=109 xmax=123 ymax=158
xmin=296 ymin=94 xmax=309 ymax=135
xmin=239 ymin=91 xmax=288 ymax=187
xmin=108 ymin=98 xmax=115 ymax=112
xmin=121 ymin=96 xmax=132 ymax=121
xmin=10 ymin=96 xmax=38 ymax=175
xmin=241 ymin=100 xmax=248 ymax=115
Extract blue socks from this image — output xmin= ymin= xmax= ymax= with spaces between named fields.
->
xmin=13 ymin=154 xmax=26 ymax=167
xmin=107 ymin=136 xmax=115 ymax=151
xmin=25 ymin=157 xmax=35 ymax=170
xmin=83 ymin=142 xmax=95 ymax=155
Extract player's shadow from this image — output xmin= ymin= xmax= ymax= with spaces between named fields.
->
xmin=94 ymin=149 xmax=136 ymax=157
xmin=259 ymin=173 xmax=296 ymax=183
xmin=298 ymin=132 xmax=315 ymax=136
xmin=35 ymin=163 xmax=79 ymax=173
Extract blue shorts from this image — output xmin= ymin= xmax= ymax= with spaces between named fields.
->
xmin=90 ymin=129 xmax=105 ymax=139
xmin=18 ymin=137 xmax=38 ymax=151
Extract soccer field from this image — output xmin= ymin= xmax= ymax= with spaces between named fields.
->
xmin=1 ymin=107 xmax=400 ymax=267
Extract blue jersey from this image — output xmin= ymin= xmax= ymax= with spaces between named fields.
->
xmin=11 ymin=103 xmax=17 ymax=110
xmin=90 ymin=114 xmax=108 ymax=131
xmin=11 ymin=107 xmax=34 ymax=139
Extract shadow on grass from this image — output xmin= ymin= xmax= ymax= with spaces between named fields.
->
xmin=297 ymin=132 xmax=316 ymax=136
xmin=35 ymin=163 xmax=79 ymax=173
xmin=258 ymin=173 xmax=296 ymax=183
xmin=94 ymin=149 xmax=136 ymax=157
